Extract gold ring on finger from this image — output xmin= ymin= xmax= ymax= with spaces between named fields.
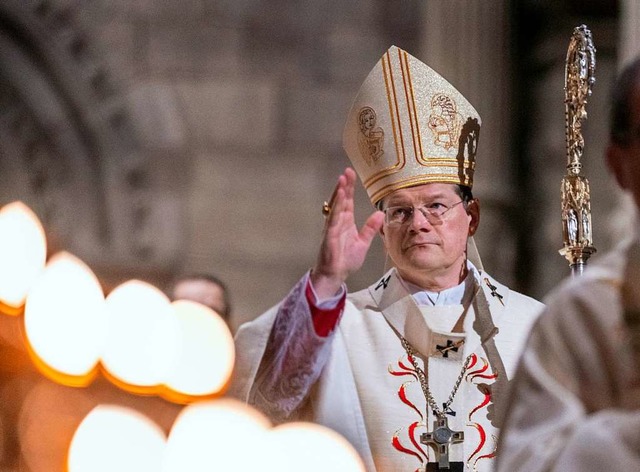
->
xmin=322 ymin=201 xmax=331 ymax=216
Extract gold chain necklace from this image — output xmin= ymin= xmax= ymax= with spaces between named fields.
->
xmin=400 ymin=336 xmax=471 ymax=417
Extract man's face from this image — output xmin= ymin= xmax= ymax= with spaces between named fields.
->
xmin=173 ymin=279 xmax=227 ymax=319
xmin=379 ymin=183 xmax=479 ymax=285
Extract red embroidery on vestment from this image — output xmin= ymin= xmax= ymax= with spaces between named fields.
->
xmin=392 ymin=428 xmax=426 ymax=463
xmin=467 ymin=353 xmax=479 ymax=370
xmin=408 ymin=422 xmax=429 ymax=459
xmin=465 ymin=354 xmax=498 ymax=469
xmin=389 ymin=356 xmax=429 ymax=464
xmin=468 ymin=390 xmax=491 ymax=418
xmin=467 ymin=422 xmax=487 ymax=466
xmin=388 ymin=358 xmax=417 ymax=377
xmin=399 ymin=381 xmax=423 ymax=419
xmin=467 ymin=355 xmax=489 ymax=377
xmin=473 ymin=438 xmax=498 ymax=469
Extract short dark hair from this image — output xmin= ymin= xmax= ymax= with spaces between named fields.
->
xmin=453 ymin=184 xmax=474 ymax=204
xmin=375 ymin=184 xmax=474 ymax=210
xmin=610 ymin=57 xmax=640 ymax=145
xmin=171 ymin=273 xmax=231 ymax=317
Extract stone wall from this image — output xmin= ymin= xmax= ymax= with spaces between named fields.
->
xmin=1 ymin=0 xmax=430 ymax=330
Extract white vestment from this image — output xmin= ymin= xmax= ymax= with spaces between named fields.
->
xmin=230 ymin=267 xmax=543 ymax=471
xmin=497 ymin=237 xmax=640 ymax=471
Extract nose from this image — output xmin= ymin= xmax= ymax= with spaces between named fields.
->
xmin=408 ymin=207 xmax=433 ymax=230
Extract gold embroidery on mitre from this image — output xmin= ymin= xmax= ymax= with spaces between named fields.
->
xmin=357 ymin=106 xmax=385 ymax=166
xmin=428 ymin=94 xmax=464 ymax=150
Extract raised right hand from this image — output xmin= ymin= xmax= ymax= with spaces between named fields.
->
xmin=310 ymin=168 xmax=384 ymax=299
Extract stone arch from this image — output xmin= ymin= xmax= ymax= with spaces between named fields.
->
xmin=0 ymin=0 xmax=174 ymax=286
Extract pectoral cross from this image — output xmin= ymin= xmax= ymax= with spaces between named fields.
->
xmin=421 ymin=416 xmax=464 ymax=470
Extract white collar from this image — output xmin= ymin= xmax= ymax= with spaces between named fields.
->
xmin=405 ymin=261 xmax=479 ymax=307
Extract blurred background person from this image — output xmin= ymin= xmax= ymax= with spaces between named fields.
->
xmin=171 ymin=273 xmax=232 ymax=325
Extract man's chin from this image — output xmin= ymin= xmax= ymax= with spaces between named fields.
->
xmin=404 ymin=253 xmax=442 ymax=271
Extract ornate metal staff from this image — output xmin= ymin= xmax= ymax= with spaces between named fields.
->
xmin=559 ymin=25 xmax=597 ymax=277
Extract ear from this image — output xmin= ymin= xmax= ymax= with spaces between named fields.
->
xmin=378 ymin=220 xmax=389 ymax=249
xmin=467 ymin=198 xmax=480 ymax=236
xmin=606 ymin=143 xmax=630 ymax=190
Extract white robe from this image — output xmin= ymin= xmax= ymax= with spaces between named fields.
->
xmin=230 ymin=267 xmax=543 ymax=471
xmin=497 ymin=238 xmax=640 ymax=471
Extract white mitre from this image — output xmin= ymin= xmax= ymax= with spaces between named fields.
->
xmin=343 ymin=45 xmax=482 ymax=205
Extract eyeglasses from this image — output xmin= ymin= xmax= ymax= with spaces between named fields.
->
xmin=383 ymin=200 xmax=465 ymax=226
